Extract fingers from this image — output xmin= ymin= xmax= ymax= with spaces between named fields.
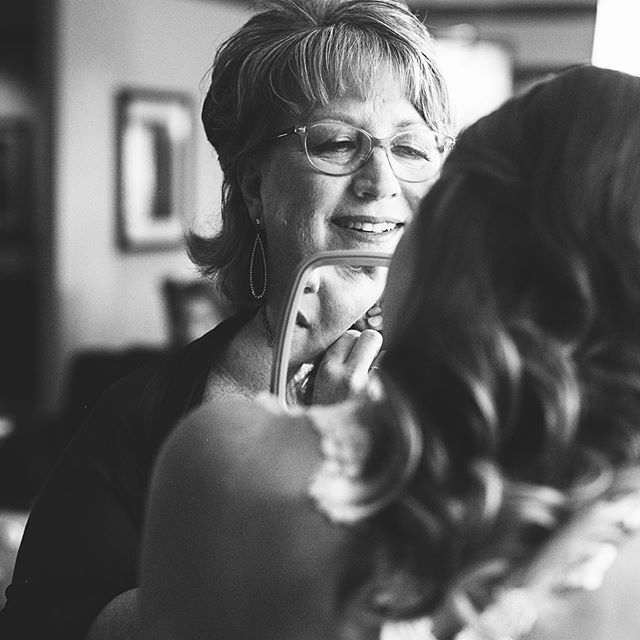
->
xmin=322 ymin=329 xmax=382 ymax=379
xmin=324 ymin=329 xmax=361 ymax=363
xmin=365 ymin=303 xmax=383 ymax=331
xmin=312 ymin=329 xmax=383 ymax=405
xmin=345 ymin=329 xmax=383 ymax=373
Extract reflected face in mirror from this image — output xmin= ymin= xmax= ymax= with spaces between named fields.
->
xmin=289 ymin=264 xmax=388 ymax=367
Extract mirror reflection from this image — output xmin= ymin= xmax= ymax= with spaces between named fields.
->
xmin=271 ymin=251 xmax=390 ymax=408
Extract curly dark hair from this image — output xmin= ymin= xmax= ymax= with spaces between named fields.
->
xmin=339 ymin=65 xmax=640 ymax=623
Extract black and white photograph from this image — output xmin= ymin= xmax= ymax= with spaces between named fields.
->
xmin=2 ymin=1 xmax=640 ymax=640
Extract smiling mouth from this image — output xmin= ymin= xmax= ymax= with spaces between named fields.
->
xmin=332 ymin=218 xmax=403 ymax=234
xmin=296 ymin=312 xmax=309 ymax=329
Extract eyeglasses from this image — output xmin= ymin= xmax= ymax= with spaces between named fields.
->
xmin=272 ymin=120 xmax=454 ymax=183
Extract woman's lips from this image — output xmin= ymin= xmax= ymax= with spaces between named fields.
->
xmin=296 ymin=312 xmax=309 ymax=328
xmin=336 ymin=220 xmax=400 ymax=233
xmin=331 ymin=216 xmax=403 ymax=234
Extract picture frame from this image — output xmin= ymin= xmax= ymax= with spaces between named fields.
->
xmin=116 ymin=89 xmax=193 ymax=251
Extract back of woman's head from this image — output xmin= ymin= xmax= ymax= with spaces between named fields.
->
xmin=391 ymin=65 xmax=640 ymax=467
xmin=190 ymin=0 xmax=452 ymax=308
xmin=372 ymin=65 xmax=640 ymax=618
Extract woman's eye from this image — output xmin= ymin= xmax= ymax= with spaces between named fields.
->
xmin=313 ymin=138 xmax=357 ymax=155
xmin=392 ymin=144 xmax=433 ymax=162
xmin=344 ymin=265 xmax=379 ymax=278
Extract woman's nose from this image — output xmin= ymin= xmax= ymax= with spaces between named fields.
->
xmin=352 ymin=147 xmax=401 ymax=200
xmin=303 ymin=268 xmax=321 ymax=294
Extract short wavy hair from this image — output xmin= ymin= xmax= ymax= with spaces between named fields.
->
xmin=330 ymin=66 xmax=640 ymax=624
xmin=188 ymin=0 xmax=453 ymax=309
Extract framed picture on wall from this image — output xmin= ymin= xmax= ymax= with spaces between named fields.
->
xmin=116 ymin=89 xmax=193 ymax=251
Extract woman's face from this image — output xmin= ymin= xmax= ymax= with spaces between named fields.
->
xmin=249 ymin=72 xmax=434 ymax=360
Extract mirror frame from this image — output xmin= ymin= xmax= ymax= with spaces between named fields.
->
xmin=269 ymin=249 xmax=392 ymax=408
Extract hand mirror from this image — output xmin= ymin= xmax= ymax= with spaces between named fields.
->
xmin=270 ymin=250 xmax=391 ymax=409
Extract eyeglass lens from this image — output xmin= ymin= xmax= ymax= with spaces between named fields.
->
xmin=304 ymin=122 xmax=444 ymax=182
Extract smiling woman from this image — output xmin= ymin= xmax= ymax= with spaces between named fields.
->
xmin=247 ymin=76 xmax=437 ymax=335
xmin=0 ymin=1 xmax=453 ymax=638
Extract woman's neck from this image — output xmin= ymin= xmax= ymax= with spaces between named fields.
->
xmin=206 ymin=312 xmax=275 ymax=400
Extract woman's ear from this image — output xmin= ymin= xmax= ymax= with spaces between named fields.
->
xmin=237 ymin=158 xmax=263 ymax=225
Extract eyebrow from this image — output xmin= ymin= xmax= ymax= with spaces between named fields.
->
xmin=394 ymin=118 xmax=429 ymax=129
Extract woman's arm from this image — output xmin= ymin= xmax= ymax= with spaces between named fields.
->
xmin=139 ymin=398 xmax=359 ymax=640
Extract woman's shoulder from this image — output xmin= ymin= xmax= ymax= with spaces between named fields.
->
xmin=140 ymin=394 xmax=367 ymax=640
xmin=152 ymin=393 xmax=327 ymax=503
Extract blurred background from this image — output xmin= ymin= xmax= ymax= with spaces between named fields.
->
xmin=1 ymin=0 xmax=635 ymax=605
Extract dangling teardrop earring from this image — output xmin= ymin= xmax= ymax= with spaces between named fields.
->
xmin=249 ymin=218 xmax=267 ymax=300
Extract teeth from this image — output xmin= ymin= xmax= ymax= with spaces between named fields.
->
xmin=337 ymin=220 xmax=398 ymax=233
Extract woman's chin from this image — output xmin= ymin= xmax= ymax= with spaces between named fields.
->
xmin=290 ymin=328 xmax=331 ymax=367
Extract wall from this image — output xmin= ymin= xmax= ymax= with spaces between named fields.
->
xmin=416 ymin=5 xmax=596 ymax=90
xmin=46 ymin=0 xmax=250 ymax=411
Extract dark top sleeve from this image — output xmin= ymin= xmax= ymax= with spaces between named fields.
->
xmin=0 ymin=311 xmax=252 ymax=639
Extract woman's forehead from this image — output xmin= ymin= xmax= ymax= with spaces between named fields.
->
xmin=285 ymin=69 xmax=419 ymax=122
xmin=327 ymin=63 xmax=413 ymax=104
xmin=308 ymin=95 xmax=426 ymax=131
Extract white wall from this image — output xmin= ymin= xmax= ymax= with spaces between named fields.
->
xmin=436 ymin=12 xmax=596 ymax=71
xmin=47 ymin=0 xmax=249 ymax=410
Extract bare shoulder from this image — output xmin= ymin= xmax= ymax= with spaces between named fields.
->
xmin=140 ymin=396 xmax=356 ymax=640
xmin=150 ymin=395 xmax=322 ymax=503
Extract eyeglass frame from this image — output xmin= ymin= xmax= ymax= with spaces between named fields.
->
xmin=271 ymin=120 xmax=455 ymax=183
